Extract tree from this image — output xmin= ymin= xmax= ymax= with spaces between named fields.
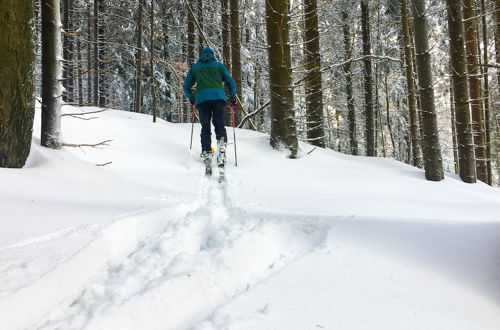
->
xmin=41 ymin=0 xmax=63 ymax=149
xmin=62 ymin=0 xmax=74 ymax=103
xmin=221 ymin=0 xmax=232 ymax=126
xmin=86 ymin=2 xmax=92 ymax=105
xmin=401 ymin=0 xmax=423 ymax=168
xmin=198 ymin=0 xmax=204 ymax=55
xmin=93 ymin=0 xmax=100 ymax=106
xmin=480 ymin=0 xmax=493 ymax=185
xmin=410 ymin=0 xmax=444 ymax=181
xmin=361 ymin=0 xmax=375 ymax=156
xmin=463 ymin=0 xmax=487 ymax=183
xmin=134 ymin=0 xmax=145 ymax=113
xmin=303 ymin=0 xmax=325 ymax=147
xmin=186 ymin=1 xmax=195 ymax=123
xmin=230 ymin=0 xmax=243 ymax=125
xmin=446 ymin=0 xmax=477 ymax=183
xmin=0 ymin=0 xmax=35 ymax=168
xmin=341 ymin=8 xmax=357 ymax=155
xmin=221 ymin=0 xmax=231 ymax=70
xmin=97 ymin=0 xmax=106 ymax=107
xmin=266 ymin=0 xmax=298 ymax=157
xmin=150 ymin=0 xmax=157 ymax=122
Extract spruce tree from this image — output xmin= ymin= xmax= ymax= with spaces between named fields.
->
xmin=463 ymin=0 xmax=487 ymax=183
xmin=410 ymin=0 xmax=444 ymax=181
xmin=303 ymin=0 xmax=325 ymax=148
xmin=341 ymin=8 xmax=357 ymax=155
xmin=0 ymin=0 xmax=36 ymax=168
xmin=401 ymin=0 xmax=423 ymax=168
xmin=266 ymin=0 xmax=298 ymax=157
xmin=41 ymin=0 xmax=63 ymax=149
xmin=230 ymin=0 xmax=243 ymax=125
xmin=134 ymin=0 xmax=145 ymax=113
xmin=361 ymin=0 xmax=375 ymax=156
xmin=446 ymin=0 xmax=477 ymax=183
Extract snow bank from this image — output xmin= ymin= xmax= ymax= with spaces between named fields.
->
xmin=197 ymin=216 xmax=500 ymax=330
xmin=0 ymin=206 xmax=189 ymax=330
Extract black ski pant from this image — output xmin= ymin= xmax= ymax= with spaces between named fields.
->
xmin=197 ymin=99 xmax=227 ymax=153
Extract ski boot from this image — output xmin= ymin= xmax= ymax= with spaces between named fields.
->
xmin=201 ymin=150 xmax=213 ymax=176
xmin=216 ymin=140 xmax=227 ymax=168
xmin=216 ymin=140 xmax=227 ymax=182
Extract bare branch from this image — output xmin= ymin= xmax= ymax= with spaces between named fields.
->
xmin=237 ymin=101 xmax=270 ymax=129
xmin=96 ymin=161 xmax=112 ymax=167
xmin=62 ymin=108 xmax=106 ymax=117
xmin=63 ymin=139 xmax=112 ymax=148
xmin=321 ymin=55 xmax=401 ymax=73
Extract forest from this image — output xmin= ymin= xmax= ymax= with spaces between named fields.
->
xmin=1 ymin=0 xmax=499 ymax=186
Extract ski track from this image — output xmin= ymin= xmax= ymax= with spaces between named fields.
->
xmin=37 ymin=173 xmax=328 ymax=330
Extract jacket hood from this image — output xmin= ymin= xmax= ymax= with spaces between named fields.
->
xmin=199 ymin=47 xmax=216 ymax=63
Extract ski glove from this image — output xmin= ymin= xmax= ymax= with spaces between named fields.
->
xmin=231 ymin=98 xmax=237 ymax=107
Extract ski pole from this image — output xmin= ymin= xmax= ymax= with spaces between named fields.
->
xmin=231 ymin=102 xmax=238 ymax=166
xmin=189 ymin=103 xmax=196 ymax=150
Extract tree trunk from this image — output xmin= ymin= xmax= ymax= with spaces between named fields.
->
xmin=401 ymin=0 xmax=423 ymax=168
xmin=342 ymin=10 xmax=358 ymax=155
xmin=463 ymin=0 xmax=487 ymax=183
xmin=162 ymin=4 xmax=172 ymax=121
xmin=151 ymin=0 xmax=156 ymax=122
xmin=385 ymin=75 xmax=396 ymax=157
xmin=450 ymin=86 xmax=460 ymax=173
xmin=361 ymin=0 xmax=375 ymax=156
xmin=87 ymin=2 xmax=92 ymax=105
xmin=75 ymin=5 xmax=82 ymax=106
xmin=495 ymin=0 xmax=500 ymax=95
xmin=481 ymin=0 xmax=493 ymax=184
xmin=410 ymin=0 xmax=444 ymax=181
xmin=375 ymin=63 xmax=383 ymax=155
xmin=374 ymin=5 xmax=382 ymax=155
xmin=221 ymin=0 xmax=231 ymax=126
xmin=41 ymin=0 xmax=63 ymax=149
xmin=93 ymin=0 xmax=99 ymax=105
xmin=265 ymin=0 xmax=298 ymax=157
xmin=197 ymin=0 xmax=204 ymax=55
xmin=0 ymin=0 xmax=35 ymax=168
xmin=185 ymin=2 xmax=195 ymax=123
xmin=492 ymin=0 xmax=500 ymax=181
xmin=134 ymin=0 xmax=145 ymax=113
xmin=221 ymin=0 xmax=231 ymax=70
xmin=97 ymin=0 xmax=105 ymax=107
xmin=446 ymin=0 xmax=477 ymax=183
xmin=230 ymin=0 xmax=243 ymax=125
xmin=303 ymin=0 xmax=325 ymax=147
xmin=77 ymin=30 xmax=83 ymax=106
xmin=62 ymin=0 xmax=74 ymax=103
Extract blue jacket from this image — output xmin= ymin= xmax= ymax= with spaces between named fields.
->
xmin=183 ymin=47 xmax=237 ymax=105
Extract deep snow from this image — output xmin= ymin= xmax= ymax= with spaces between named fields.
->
xmin=0 ymin=105 xmax=499 ymax=330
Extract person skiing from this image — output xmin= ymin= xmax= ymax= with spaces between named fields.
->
xmin=183 ymin=47 xmax=237 ymax=175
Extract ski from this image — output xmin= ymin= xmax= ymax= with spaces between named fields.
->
xmin=201 ymin=142 xmax=227 ymax=182
xmin=205 ymin=163 xmax=212 ymax=177
xmin=202 ymin=151 xmax=213 ymax=177
xmin=218 ymin=165 xmax=225 ymax=183
xmin=216 ymin=140 xmax=227 ymax=183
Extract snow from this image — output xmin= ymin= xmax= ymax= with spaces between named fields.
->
xmin=0 ymin=104 xmax=499 ymax=330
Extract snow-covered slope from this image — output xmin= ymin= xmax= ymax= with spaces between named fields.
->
xmin=0 ymin=105 xmax=499 ymax=330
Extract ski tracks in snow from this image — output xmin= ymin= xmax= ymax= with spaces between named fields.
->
xmin=38 ymin=174 xmax=328 ymax=330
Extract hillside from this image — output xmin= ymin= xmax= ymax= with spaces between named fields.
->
xmin=0 ymin=105 xmax=499 ymax=330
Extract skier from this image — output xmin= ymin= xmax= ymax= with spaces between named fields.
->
xmin=183 ymin=47 xmax=237 ymax=175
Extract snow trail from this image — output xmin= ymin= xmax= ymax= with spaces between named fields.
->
xmin=38 ymin=174 xmax=326 ymax=330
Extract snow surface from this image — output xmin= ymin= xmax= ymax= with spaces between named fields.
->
xmin=0 ymin=104 xmax=499 ymax=330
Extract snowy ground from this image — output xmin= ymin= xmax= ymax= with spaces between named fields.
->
xmin=0 ymin=105 xmax=499 ymax=330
